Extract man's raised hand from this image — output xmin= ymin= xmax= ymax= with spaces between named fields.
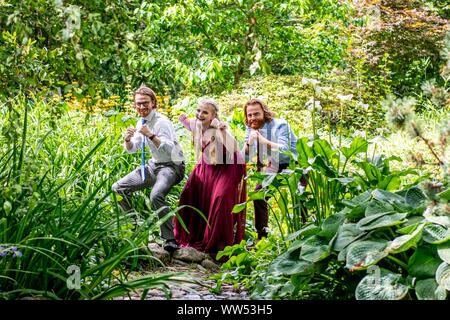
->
xmin=248 ymin=130 xmax=260 ymax=144
xmin=124 ymin=127 xmax=136 ymax=142
xmin=138 ymin=124 xmax=153 ymax=138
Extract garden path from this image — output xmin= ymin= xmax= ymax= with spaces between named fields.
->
xmin=116 ymin=243 xmax=248 ymax=300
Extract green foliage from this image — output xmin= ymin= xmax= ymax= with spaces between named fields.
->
xmin=0 ymin=0 xmax=355 ymax=99
xmin=237 ymin=135 xmax=418 ymax=242
xmin=352 ymin=0 xmax=449 ymax=99
xmin=0 ymin=0 xmax=142 ymax=98
xmin=211 ymin=239 xmax=277 ymax=294
xmin=381 ymin=41 xmax=450 ymax=173
xmin=0 ymin=98 xmax=189 ymax=299
xmin=222 ymin=130 xmax=428 ymax=299
xmin=1 ymin=0 xmax=449 ymax=301
xmin=263 ymin=185 xmax=450 ymax=300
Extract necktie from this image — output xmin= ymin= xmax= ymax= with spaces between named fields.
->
xmin=141 ymin=118 xmax=146 ymax=181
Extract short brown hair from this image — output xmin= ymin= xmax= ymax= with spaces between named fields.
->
xmin=134 ymin=85 xmax=158 ymax=109
xmin=244 ymin=98 xmax=275 ymax=126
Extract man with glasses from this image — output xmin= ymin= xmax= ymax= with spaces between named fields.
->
xmin=112 ymin=85 xmax=185 ymax=252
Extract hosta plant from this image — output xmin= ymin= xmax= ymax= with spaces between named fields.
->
xmin=267 ymin=185 xmax=450 ymax=300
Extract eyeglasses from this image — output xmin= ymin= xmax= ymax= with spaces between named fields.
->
xmin=135 ymin=101 xmax=152 ymax=108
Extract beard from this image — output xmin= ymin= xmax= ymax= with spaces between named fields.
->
xmin=138 ymin=108 xmax=152 ymax=118
xmin=249 ymin=119 xmax=264 ymax=129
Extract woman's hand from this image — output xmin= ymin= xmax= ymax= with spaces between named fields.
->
xmin=178 ymin=113 xmax=188 ymax=122
xmin=218 ymin=122 xmax=228 ymax=130
xmin=210 ymin=118 xmax=228 ymax=130
xmin=210 ymin=118 xmax=220 ymax=128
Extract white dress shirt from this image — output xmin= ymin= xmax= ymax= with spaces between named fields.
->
xmin=125 ymin=111 xmax=184 ymax=164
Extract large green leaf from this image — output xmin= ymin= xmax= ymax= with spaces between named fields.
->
xmin=423 ymin=224 xmax=450 ymax=244
xmin=313 ymin=139 xmax=336 ymax=160
xmin=404 ymin=187 xmax=427 ymax=208
xmin=341 ymin=137 xmax=368 ymax=160
xmin=435 ymin=262 xmax=450 ymax=291
xmin=414 ymin=279 xmax=445 ymax=300
xmin=372 ymin=189 xmax=405 ymax=205
xmin=312 ymin=155 xmax=338 ymax=178
xmin=338 ymin=247 xmax=349 ymax=262
xmin=262 ymin=173 xmax=277 ymax=188
xmin=320 ymin=213 xmax=346 ymax=240
xmin=342 ymin=191 xmax=372 ymax=208
xmin=285 ymin=239 xmax=306 ymax=254
xmin=377 ymin=175 xmax=401 ymax=191
xmin=397 ymin=216 xmax=426 ymax=234
xmin=355 ymin=269 xmax=409 ymax=300
xmin=408 ymin=246 xmax=442 ymax=279
xmin=358 ymin=162 xmax=382 ymax=183
xmin=342 ymin=191 xmax=372 ymax=220
xmin=435 ymin=285 xmax=449 ymax=300
xmin=357 ymin=212 xmax=407 ymax=231
xmin=437 ymin=188 xmax=450 ymax=201
xmin=345 ymin=240 xmax=389 ymax=271
xmin=286 ymin=230 xmax=323 ymax=254
xmin=296 ymin=137 xmax=314 ymax=168
xmin=272 ymin=250 xmax=314 ymax=276
xmin=247 ymin=190 xmax=267 ymax=201
xmin=371 ymin=189 xmax=412 ymax=213
xmin=365 ymin=200 xmax=394 ymax=216
xmin=300 ymin=236 xmax=330 ymax=263
xmin=437 ymin=241 xmax=450 ymax=264
xmin=232 ymin=202 xmax=246 ymax=213
xmin=333 ymin=223 xmax=365 ymax=251
xmin=286 ymin=224 xmax=321 ymax=241
xmin=384 ymin=224 xmax=424 ymax=254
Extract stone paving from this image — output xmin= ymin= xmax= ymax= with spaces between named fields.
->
xmin=115 ymin=243 xmax=249 ymax=300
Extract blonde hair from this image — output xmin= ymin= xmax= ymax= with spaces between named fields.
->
xmin=193 ymin=99 xmax=222 ymax=165
xmin=199 ymin=98 xmax=219 ymax=119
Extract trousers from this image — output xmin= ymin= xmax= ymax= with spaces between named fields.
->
xmin=112 ymin=161 xmax=185 ymax=240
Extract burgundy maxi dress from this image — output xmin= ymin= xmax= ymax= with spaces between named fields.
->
xmin=174 ymin=139 xmax=246 ymax=257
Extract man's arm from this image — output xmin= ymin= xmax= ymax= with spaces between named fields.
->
xmin=256 ymin=130 xmax=282 ymax=151
xmin=141 ymin=132 xmax=162 ymax=149
xmin=151 ymin=119 xmax=176 ymax=154
xmin=139 ymin=122 xmax=165 ymax=149
xmin=275 ymin=123 xmax=290 ymax=153
xmin=243 ymin=127 xmax=251 ymax=158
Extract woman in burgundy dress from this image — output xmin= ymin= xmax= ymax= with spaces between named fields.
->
xmin=174 ymin=99 xmax=246 ymax=258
